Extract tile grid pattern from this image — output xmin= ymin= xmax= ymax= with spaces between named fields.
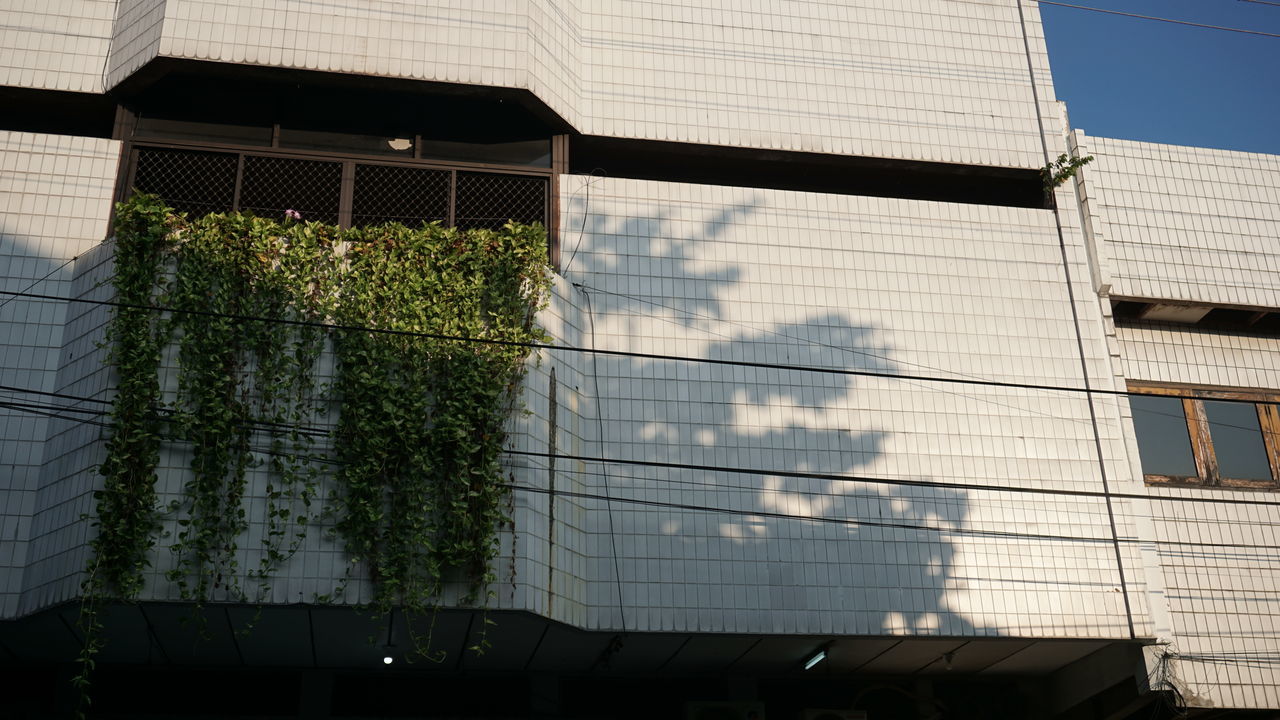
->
xmin=1113 ymin=323 xmax=1280 ymax=710
xmin=1086 ymin=133 xmax=1280 ymax=709
xmin=87 ymin=0 xmax=1053 ymax=170
xmin=1087 ymin=135 xmax=1280 ymax=309
xmin=557 ymin=174 xmax=1135 ymax=638
xmin=0 ymin=131 xmax=120 ymax=617
xmin=0 ymin=0 xmax=116 ymax=92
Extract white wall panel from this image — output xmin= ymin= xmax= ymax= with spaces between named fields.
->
xmin=554 ymin=174 xmax=1136 ymax=638
xmin=0 ymin=0 xmax=116 ymax=92
xmin=104 ymin=0 xmax=166 ymax=90
xmin=90 ymin=0 xmax=1058 ymax=169
xmin=1085 ymin=135 xmax=1280 ymax=309
xmin=0 ymin=131 xmax=119 ymax=617
xmin=1114 ymin=323 xmax=1280 ymax=709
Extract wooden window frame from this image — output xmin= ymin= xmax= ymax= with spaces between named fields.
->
xmin=1130 ymin=381 xmax=1280 ymax=490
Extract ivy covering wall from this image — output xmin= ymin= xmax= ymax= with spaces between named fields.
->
xmin=81 ymin=194 xmax=551 ymax=685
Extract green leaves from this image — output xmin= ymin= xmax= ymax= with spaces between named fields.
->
xmin=1041 ymin=152 xmax=1094 ymax=191
xmin=88 ymin=195 xmax=551 ymax=679
xmin=332 ymin=221 xmax=551 ymax=618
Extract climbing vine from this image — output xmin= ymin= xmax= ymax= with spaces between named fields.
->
xmin=161 ymin=213 xmax=338 ymax=602
xmin=79 ymin=193 xmax=550 ymax=706
xmin=331 ymin=221 xmax=549 ymax=620
xmin=75 ymin=195 xmax=173 ymax=715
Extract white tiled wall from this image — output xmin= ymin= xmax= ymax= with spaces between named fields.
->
xmin=571 ymin=0 xmax=1050 ymax=167
xmin=11 ymin=0 xmax=1277 ymax=703
xmin=1088 ymin=133 xmax=1280 ymax=709
xmin=0 ymin=131 xmax=119 ymax=617
xmin=8 ymin=167 xmax=1149 ymax=644
xmin=1082 ymin=135 xmax=1280 ymax=308
xmin=0 ymin=0 xmax=116 ymax=92
xmin=552 ymin=174 xmax=1137 ymax=638
xmin=104 ymin=0 xmax=166 ymax=90
xmin=1112 ymin=323 xmax=1280 ymax=710
xmin=82 ymin=0 xmax=1058 ymax=169
xmin=16 ymin=236 xmax=602 ymax=621
xmin=18 ymin=239 xmax=114 ymax=613
xmin=7 ymin=1 xmax=1063 ymax=169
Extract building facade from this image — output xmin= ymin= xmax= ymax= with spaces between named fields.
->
xmin=1 ymin=1 xmax=1277 ymax=717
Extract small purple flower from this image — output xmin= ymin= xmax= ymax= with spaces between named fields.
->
xmin=284 ymin=209 xmax=302 ymax=221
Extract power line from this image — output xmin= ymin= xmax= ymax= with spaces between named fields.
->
xmin=505 ymin=482 xmax=1116 ymax=545
xmin=0 ymin=251 xmax=89 ymax=313
xmin=580 ymin=286 xmax=628 ymax=632
xmin=575 ymin=283 xmax=1115 ymax=433
xmin=508 ymin=481 xmax=1280 ymax=552
xmin=1037 ymin=1 xmax=1280 ymax=38
xmin=2 ymin=366 xmax=1275 ymax=447
xmin=508 ymin=449 xmax=1280 ymax=509
xmin=6 ymin=388 xmax=1280 ymax=509
xmin=5 ymin=286 xmax=1276 ymax=413
xmin=1237 ymin=0 xmax=1280 ymax=7
xmin=7 ymin=398 xmax=1280 ymax=552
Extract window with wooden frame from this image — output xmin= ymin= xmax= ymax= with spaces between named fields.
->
xmin=1128 ymin=382 xmax=1280 ymax=489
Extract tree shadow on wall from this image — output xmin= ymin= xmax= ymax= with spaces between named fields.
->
xmin=557 ymin=189 xmax=982 ymax=639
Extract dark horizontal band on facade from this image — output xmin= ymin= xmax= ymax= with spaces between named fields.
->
xmin=1111 ymin=296 xmax=1280 ymax=337
xmin=0 ymin=86 xmax=117 ymax=139
xmin=3 ymin=57 xmax=1046 ymax=210
xmin=571 ymin=135 xmax=1047 ymax=209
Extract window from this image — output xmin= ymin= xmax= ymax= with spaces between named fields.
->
xmin=1129 ymin=383 xmax=1280 ymax=489
xmin=126 ymin=145 xmax=550 ymax=231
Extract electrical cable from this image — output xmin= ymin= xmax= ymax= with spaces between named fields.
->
xmin=3 ymin=423 xmax=1279 ymax=553
xmin=0 ymin=250 xmax=93 ymax=313
xmin=6 ymin=387 xmax=1280 ymax=508
xmin=504 ymin=480 xmax=1114 ymax=544
xmin=1019 ymin=0 xmax=1135 ymax=637
xmin=575 ymin=284 xmax=1280 ymax=448
xmin=1037 ymin=1 xmax=1280 ymax=38
xmin=8 ymin=397 xmax=1280 ymax=553
xmin=561 ymin=169 xmax=605 ymax=277
xmin=3 ymin=376 xmax=1275 ymax=448
xmin=573 ymin=283 xmax=1112 ymax=432
xmin=580 ymin=286 xmax=628 ymax=632
xmin=5 ymin=286 xmax=1279 ymax=413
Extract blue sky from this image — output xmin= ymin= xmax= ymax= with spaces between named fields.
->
xmin=1039 ymin=0 xmax=1280 ymax=154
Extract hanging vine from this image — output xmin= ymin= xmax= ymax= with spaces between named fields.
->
xmin=79 ymin=193 xmax=551 ymax=707
xmin=161 ymin=213 xmax=339 ymax=602
xmin=75 ymin=195 xmax=174 ymax=715
xmin=332 ymin=221 xmax=551 ymax=619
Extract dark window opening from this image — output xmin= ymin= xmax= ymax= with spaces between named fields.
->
xmin=419 ymin=138 xmax=552 ymax=168
xmin=135 ymin=116 xmax=273 ymax=147
xmin=1111 ymin=297 xmax=1280 ymax=339
xmin=1130 ymin=383 xmax=1280 ymax=490
xmin=131 ymin=147 xmax=238 ymax=217
xmin=240 ymin=155 xmax=343 ymax=225
xmin=351 ymin=164 xmax=450 ymax=227
xmin=1203 ymin=399 xmax=1273 ymax=482
xmin=0 ymin=86 xmax=117 ymax=139
xmin=127 ymin=146 xmax=548 ymax=231
xmin=125 ymin=70 xmax=555 ymax=168
xmin=1130 ymin=395 xmax=1198 ymax=479
xmin=456 ymin=172 xmax=549 ymax=230
xmin=277 ymin=128 xmax=416 ymax=158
